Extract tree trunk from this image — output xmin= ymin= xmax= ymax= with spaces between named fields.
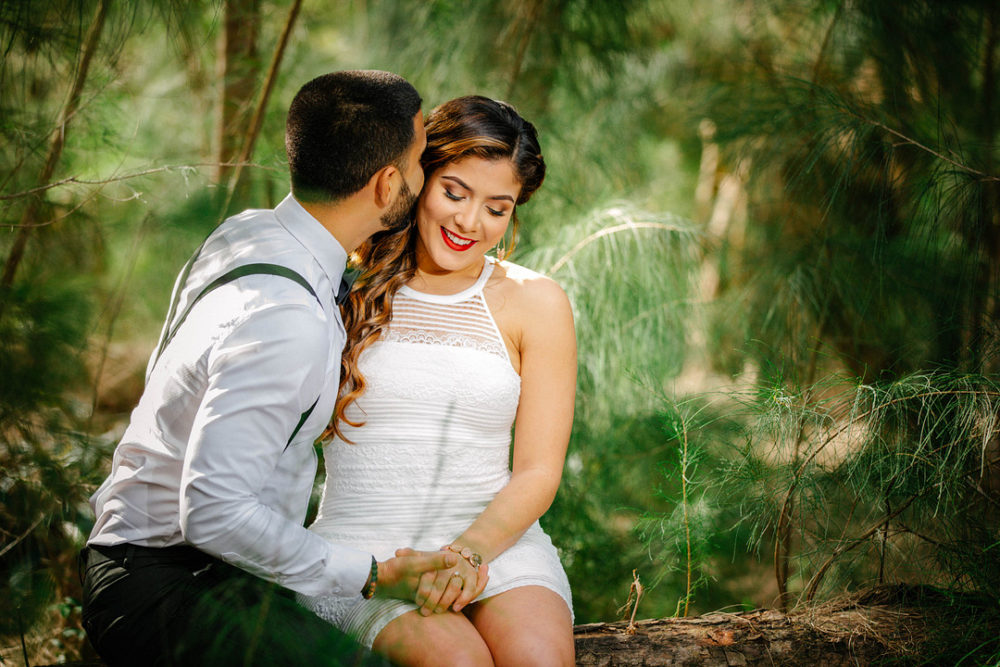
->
xmin=221 ymin=0 xmax=303 ymax=212
xmin=213 ymin=0 xmax=260 ymax=185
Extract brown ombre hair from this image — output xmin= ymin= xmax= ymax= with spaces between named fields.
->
xmin=324 ymin=96 xmax=545 ymax=441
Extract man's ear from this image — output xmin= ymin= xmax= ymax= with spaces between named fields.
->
xmin=371 ymin=164 xmax=399 ymax=209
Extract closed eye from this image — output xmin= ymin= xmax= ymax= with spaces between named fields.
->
xmin=444 ymin=188 xmax=463 ymax=201
xmin=487 ymin=207 xmax=508 ymax=217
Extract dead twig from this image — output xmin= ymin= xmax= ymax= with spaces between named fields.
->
xmin=620 ymin=569 xmax=645 ymax=635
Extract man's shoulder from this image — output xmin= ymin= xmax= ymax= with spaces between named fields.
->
xmin=203 ymin=212 xmax=331 ymax=291
xmin=175 ymin=218 xmax=334 ymax=337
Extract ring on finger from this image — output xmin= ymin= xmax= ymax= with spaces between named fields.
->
xmin=450 ymin=571 xmax=464 ymax=585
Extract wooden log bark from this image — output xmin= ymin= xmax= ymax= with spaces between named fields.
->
xmin=574 ymin=604 xmax=916 ymax=666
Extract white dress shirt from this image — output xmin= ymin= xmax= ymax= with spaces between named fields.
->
xmin=89 ymin=194 xmax=371 ymax=598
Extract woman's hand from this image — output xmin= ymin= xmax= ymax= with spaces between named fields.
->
xmin=412 ymin=553 xmax=489 ymax=615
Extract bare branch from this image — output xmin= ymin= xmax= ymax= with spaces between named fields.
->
xmin=0 ymin=513 xmax=47 ymax=559
xmin=802 ymin=494 xmax=917 ymax=602
xmin=0 ymin=161 xmax=280 ymax=203
xmin=851 ymin=111 xmax=1000 ymax=181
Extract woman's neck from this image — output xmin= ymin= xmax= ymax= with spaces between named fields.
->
xmin=409 ymin=254 xmax=487 ymax=295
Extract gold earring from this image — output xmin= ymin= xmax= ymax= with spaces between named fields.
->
xmin=496 ymin=218 xmax=518 ymax=262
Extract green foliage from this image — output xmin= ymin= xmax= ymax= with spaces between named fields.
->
xmin=2 ymin=0 xmax=1000 ymax=663
xmin=547 ymin=412 xmax=680 ymax=622
xmin=0 ymin=279 xmax=108 ymax=645
xmin=728 ymin=371 xmax=1000 ymax=598
xmin=686 ymin=0 xmax=1000 ymax=377
xmin=521 ymin=204 xmax=697 ymax=425
xmin=0 ymin=282 xmax=89 ymax=420
xmin=624 ymin=1 xmax=1000 ymax=661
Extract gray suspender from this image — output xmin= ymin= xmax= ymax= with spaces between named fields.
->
xmin=153 ymin=256 xmax=324 ymax=448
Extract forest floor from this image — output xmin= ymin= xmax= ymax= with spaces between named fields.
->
xmin=6 ymin=585 xmax=999 ymax=666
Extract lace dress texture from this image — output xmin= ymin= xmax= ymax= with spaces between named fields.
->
xmin=297 ymin=258 xmax=573 ymax=647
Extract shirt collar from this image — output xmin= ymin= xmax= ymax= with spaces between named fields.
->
xmin=274 ymin=194 xmax=348 ymax=298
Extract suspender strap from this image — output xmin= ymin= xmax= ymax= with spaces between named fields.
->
xmin=153 ymin=239 xmax=208 ymax=366
xmin=155 ymin=263 xmax=319 ymax=363
xmin=287 ymin=399 xmax=319 ymax=448
xmin=153 ymin=260 xmax=325 ymax=448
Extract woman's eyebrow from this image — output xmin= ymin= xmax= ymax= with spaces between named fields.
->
xmin=441 ymin=175 xmax=516 ymax=203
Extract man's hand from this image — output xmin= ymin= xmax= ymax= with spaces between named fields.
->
xmin=375 ymin=548 xmax=461 ymax=601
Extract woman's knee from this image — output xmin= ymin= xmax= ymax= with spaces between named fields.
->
xmin=468 ymin=587 xmax=574 ymax=667
xmin=374 ymin=610 xmax=493 ymax=667
xmin=484 ymin=627 xmax=574 ymax=667
xmin=499 ymin=641 xmax=574 ymax=667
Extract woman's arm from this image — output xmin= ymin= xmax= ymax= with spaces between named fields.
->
xmin=415 ymin=274 xmax=577 ymax=614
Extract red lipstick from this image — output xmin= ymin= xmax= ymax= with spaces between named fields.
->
xmin=440 ymin=226 xmax=475 ymax=251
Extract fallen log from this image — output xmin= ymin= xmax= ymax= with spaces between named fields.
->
xmin=574 ymin=601 xmax=921 ymax=665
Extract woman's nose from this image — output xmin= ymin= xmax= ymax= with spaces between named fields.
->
xmin=454 ymin=202 xmax=476 ymax=231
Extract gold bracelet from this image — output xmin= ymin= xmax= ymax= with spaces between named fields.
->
xmin=441 ymin=544 xmax=483 ymax=571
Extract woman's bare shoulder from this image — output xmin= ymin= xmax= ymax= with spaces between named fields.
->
xmin=494 ymin=260 xmax=573 ymax=318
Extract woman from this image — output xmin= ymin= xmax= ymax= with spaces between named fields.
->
xmin=300 ymin=96 xmax=576 ymax=666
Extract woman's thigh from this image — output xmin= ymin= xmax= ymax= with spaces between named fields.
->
xmin=373 ymin=608 xmax=493 ymax=667
xmin=466 ymin=586 xmax=574 ymax=667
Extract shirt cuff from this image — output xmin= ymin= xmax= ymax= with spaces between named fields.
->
xmin=321 ymin=544 xmax=375 ymax=597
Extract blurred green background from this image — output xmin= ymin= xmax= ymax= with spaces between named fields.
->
xmin=3 ymin=0 xmax=999 ymax=663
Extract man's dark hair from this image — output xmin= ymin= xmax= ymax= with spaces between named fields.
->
xmin=286 ymin=70 xmax=422 ymax=203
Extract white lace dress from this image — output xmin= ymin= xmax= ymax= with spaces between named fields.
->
xmin=298 ymin=258 xmax=573 ymax=647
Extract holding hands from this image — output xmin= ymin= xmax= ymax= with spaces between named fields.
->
xmin=413 ymin=544 xmax=488 ymax=615
xmin=376 ymin=546 xmax=489 ymax=614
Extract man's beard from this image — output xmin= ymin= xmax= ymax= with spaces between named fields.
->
xmin=380 ymin=178 xmax=417 ymax=232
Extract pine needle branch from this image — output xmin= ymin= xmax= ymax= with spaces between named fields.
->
xmin=775 ymin=387 xmax=1000 ymax=557
xmin=679 ymin=413 xmax=693 ymax=617
xmin=0 ymin=0 xmax=110 ymax=291
xmin=545 ymin=221 xmax=690 ymax=275
xmin=802 ymin=493 xmax=918 ymax=602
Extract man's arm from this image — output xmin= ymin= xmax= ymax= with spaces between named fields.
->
xmin=178 ymin=296 xmax=460 ymax=600
xmin=179 ymin=301 xmax=371 ymax=596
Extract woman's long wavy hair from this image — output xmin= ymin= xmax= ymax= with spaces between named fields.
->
xmin=325 ymin=95 xmax=546 ymax=441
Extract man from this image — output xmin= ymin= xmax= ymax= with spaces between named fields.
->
xmin=80 ymin=71 xmax=474 ymax=666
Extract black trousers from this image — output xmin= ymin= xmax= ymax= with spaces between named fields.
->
xmin=79 ymin=544 xmax=389 ymax=667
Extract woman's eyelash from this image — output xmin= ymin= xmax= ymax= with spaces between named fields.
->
xmin=444 ymin=187 xmax=508 ymax=216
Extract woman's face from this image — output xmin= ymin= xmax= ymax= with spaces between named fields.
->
xmin=414 ymin=156 xmax=521 ymax=275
